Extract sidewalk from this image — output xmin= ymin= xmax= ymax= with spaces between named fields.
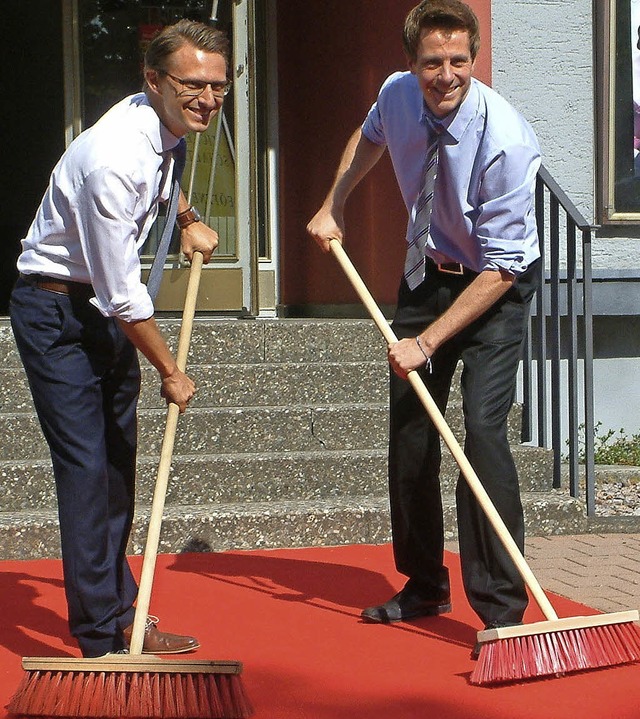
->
xmin=447 ymin=533 xmax=640 ymax=614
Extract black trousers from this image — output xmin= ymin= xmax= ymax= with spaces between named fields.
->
xmin=388 ymin=260 xmax=539 ymax=626
xmin=10 ymin=279 xmax=139 ymax=656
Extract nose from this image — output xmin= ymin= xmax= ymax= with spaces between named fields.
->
xmin=198 ymin=85 xmax=223 ymax=106
xmin=438 ymin=61 xmax=454 ymax=83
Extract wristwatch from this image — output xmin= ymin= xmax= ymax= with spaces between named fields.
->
xmin=176 ymin=206 xmax=201 ymax=230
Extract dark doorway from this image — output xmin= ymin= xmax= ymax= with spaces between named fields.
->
xmin=0 ymin=3 xmax=65 ymax=315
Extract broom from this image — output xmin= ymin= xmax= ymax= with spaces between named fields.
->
xmin=329 ymin=238 xmax=640 ymax=685
xmin=8 ymin=251 xmax=253 ymax=718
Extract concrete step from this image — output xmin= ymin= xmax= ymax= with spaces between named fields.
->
xmin=0 ymin=318 xmax=387 ymax=368
xmin=0 ymin=444 xmax=553 ymax=512
xmin=0 ymin=363 xmax=526 ymax=435
xmin=0 ymin=489 xmax=586 ymax=561
xmin=0 ymin=316 xmax=578 ymax=561
xmin=139 ymin=362 xmax=390 ymax=408
xmin=0 ymin=397 xmax=526 ymax=461
xmin=0 ymin=405 xmax=385 ymax=460
xmin=0 ymin=361 xmax=390 ymax=412
xmin=0 ymin=323 xmax=21 ymax=368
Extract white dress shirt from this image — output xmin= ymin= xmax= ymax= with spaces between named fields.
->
xmin=18 ymin=93 xmax=181 ymax=322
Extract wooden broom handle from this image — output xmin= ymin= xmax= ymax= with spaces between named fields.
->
xmin=330 ymin=240 xmax=559 ymax=621
xmin=129 ymin=251 xmax=204 ymax=655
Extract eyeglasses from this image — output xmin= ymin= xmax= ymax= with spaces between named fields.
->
xmin=160 ymin=71 xmax=231 ymax=98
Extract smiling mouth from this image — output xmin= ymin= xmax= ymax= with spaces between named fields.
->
xmin=433 ymin=86 xmax=460 ymax=100
xmin=186 ymin=106 xmax=211 ymax=122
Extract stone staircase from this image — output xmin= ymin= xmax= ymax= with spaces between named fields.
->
xmin=0 ymin=318 xmax=586 ymax=560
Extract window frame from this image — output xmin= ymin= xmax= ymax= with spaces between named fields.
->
xmin=596 ymin=0 xmax=640 ymax=223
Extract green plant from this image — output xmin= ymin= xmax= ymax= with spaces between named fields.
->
xmin=572 ymin=422 xmax=640 ymax=466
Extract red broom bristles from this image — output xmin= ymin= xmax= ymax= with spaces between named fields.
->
xmin=202 ymin=673 xmax=226 ymax=718
xmin=223 ymin=674 xmax=254 ymax=718
xmin=8 ymin=668 xmax=253 ymax=719
xmin=471 ymin=621 xmax=640 ymax=685
xmin=183 ymin=673 xmax=200 ymax=718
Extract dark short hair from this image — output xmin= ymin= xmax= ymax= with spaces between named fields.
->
xmin=144 ymin=19 xmax=230 ymax=76
xmin=403 ymin=0 xmax=480 ymax=62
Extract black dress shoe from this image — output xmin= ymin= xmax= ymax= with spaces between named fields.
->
xmin=471 ymin=621 xmax=523 ymax=660
xmin=361 ymin=587 xmax=452 ymax=623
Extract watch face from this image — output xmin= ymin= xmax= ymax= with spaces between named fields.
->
xmin=192 ymin=207 xmax=202 ymax=222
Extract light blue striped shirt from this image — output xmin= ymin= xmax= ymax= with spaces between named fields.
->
xmin=362 ymin=74 xmax=541 ymax=276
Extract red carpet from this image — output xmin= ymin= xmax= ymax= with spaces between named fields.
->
xmin=1 ymin=544 xmax=639 ymax=718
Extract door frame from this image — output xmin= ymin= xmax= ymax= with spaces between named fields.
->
xmin=61 ymin=0 xmax=279 ymax=316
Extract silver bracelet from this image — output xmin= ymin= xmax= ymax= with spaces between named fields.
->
xmin=415 ymin=336 xmax=433 ymax=373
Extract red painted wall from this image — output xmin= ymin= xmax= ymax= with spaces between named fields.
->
xmin=277 ymin=0 xmax=492 ymax=309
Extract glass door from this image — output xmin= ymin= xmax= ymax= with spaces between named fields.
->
xmin=62 ymin=0 xmax=276 ymax=315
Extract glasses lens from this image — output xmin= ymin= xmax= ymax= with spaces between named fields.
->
xmin=207 ymin=83 xmax=230 ymax=97
xmin=162 ymin=71 xmax=230 ymax=98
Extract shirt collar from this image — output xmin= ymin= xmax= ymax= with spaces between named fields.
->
xmin=134 ymin=93 xmax=183 ymax=156
xmin=421 ymin=78 xmax=480 ymax=143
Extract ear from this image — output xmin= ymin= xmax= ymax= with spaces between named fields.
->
xmin=405 ymin=52 xmax=417 ymax=75
xmin=145 ymin=67 xmax=162 ymax=94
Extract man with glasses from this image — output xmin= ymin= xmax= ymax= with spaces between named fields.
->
xmin=10 ymin=20 xmax=227 ymax=658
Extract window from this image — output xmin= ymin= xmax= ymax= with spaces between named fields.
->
xmin=596 ymin=0 xmax=640 ymax=222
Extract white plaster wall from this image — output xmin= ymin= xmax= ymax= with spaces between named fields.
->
xmin=491 ymin=0 xmax=640 ymax=271
xmin=493 ymin=1 xmax=640 ymax=438
xmin=518 ymin=357 xmax=640 ymax=445
xmin=492 ymin=0 xmax=594 ymax=215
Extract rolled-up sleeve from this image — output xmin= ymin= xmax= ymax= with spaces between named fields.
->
xmin=476 ymin=142 xmax=541 ymax=276
xmin=361 ymin=72 xmax=409 ymax=146
xmin=362 ymin=100 xmax=387 ymax=146
xmin=73 ymin=167 xmax=154 ymax=322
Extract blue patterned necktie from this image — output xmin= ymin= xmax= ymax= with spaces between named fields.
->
xmin=147 ymin=138 xmax=187 ymax=301
xmin=404 ymin=129 xmax=440 ymax=290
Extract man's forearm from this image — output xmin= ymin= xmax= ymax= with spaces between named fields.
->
xmin=420 ymin=269 xmax=515 ymax=355
xmin=324 ymin=128 xmax=386 ymax=210
xmin=307 ymin=128 xmax=385 ymax=251
xmin=117 ymin=315 xmax=196 ymax=413
xmin=387 ymin=269 xmax=517 ymax=379
xmin=117 ymin=316 xmax=178 ymax=379
xmin=177 ymin=189 xmax=190 ymax=214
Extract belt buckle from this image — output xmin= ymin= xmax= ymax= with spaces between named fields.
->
xmin=437 ymin=262 xmax=464 ymax=276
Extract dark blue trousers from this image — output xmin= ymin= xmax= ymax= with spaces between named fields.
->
xmin=10 ymin=278 xmax=139 ymax=656
xmin=389 ymin=260 xmax=539 ymax=627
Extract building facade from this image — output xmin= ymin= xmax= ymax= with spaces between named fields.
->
xmin=2 ymin=0 xmax=492 ymax=316
xmin=2 ymin=0 xmax=639 ymax=436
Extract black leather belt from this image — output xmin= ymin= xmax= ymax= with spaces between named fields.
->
xmin=20 ymin=273 xmax=93 ymax=296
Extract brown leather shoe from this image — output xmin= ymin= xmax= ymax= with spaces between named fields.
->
xmin=122 ymin=615 xmax=200 ymax=655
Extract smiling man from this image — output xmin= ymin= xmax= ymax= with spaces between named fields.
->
xmin=10 ymin=20 xmax=227 ymax=658
xmin=307 ymin=0 xmax=541 ymax=655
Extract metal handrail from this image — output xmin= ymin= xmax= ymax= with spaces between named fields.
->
xmin=522 ymin=165 xmax=596 ymax=515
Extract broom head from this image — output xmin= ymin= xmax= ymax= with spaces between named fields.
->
xmin=470 ymin=609 xmax=640 ymax=686
xmin=8 ymin=654 xmax=253 ymax=719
